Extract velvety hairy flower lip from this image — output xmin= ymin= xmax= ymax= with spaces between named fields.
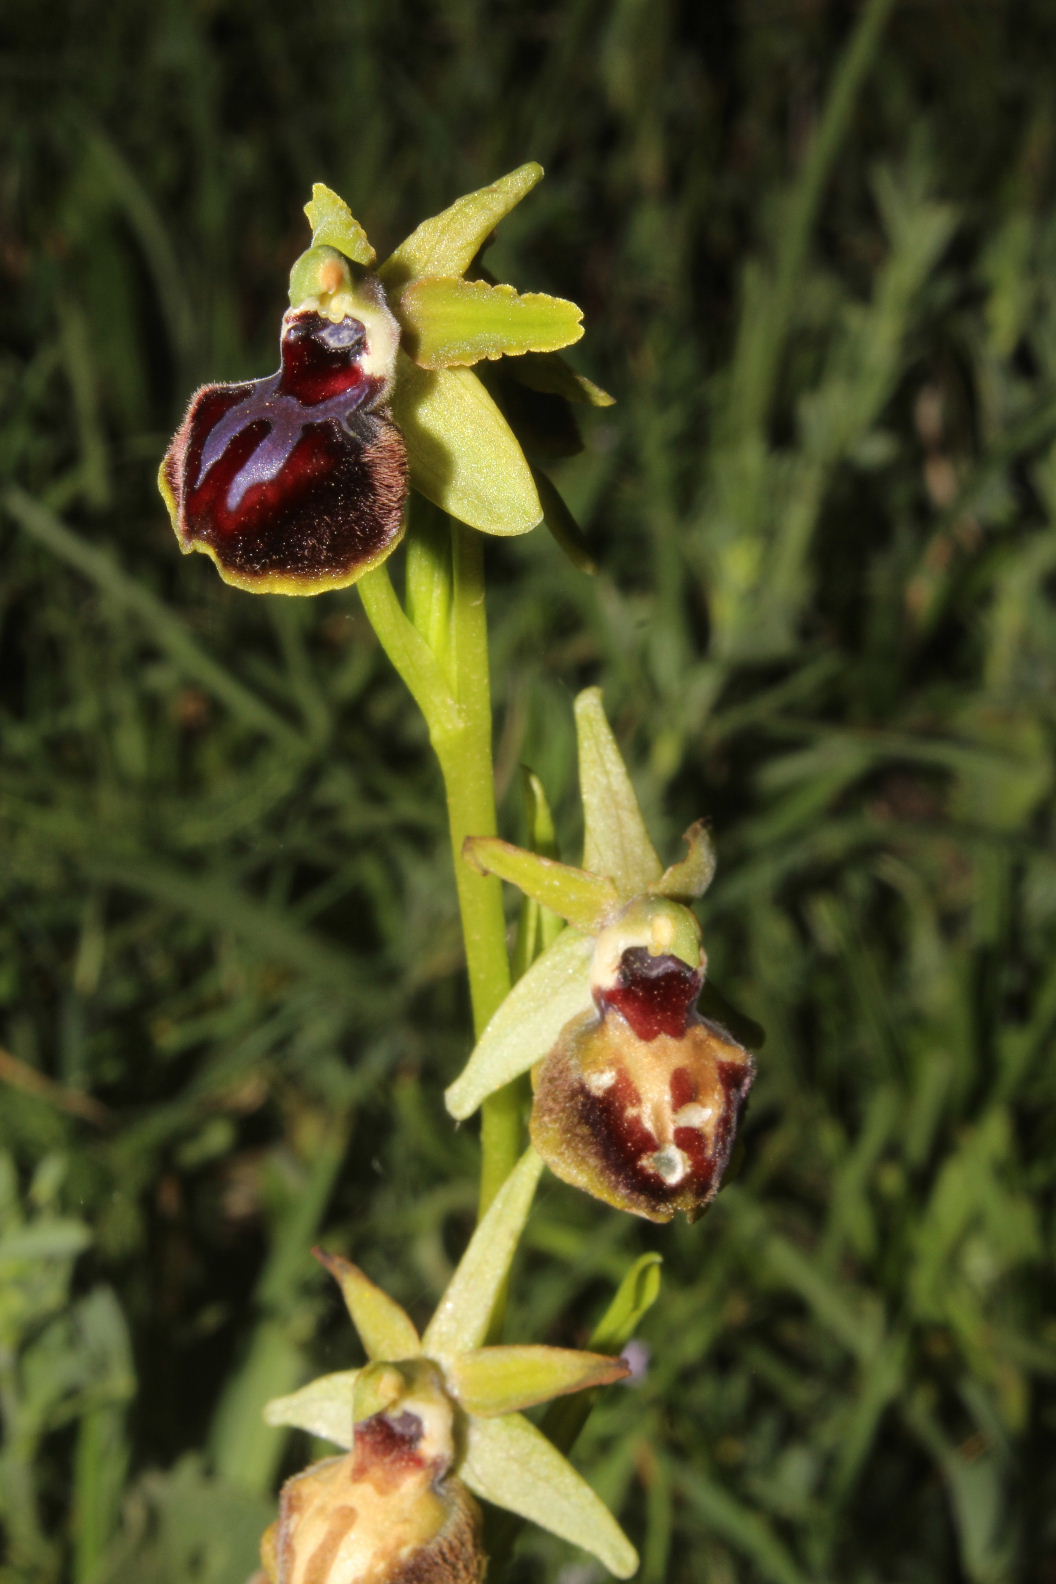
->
xmin=160 ymin=289 xmax=407 ymax=594
xmin=445 ymin=688 xmax=758 ymax=1223
xmin=262 ymin=1149 xmax=640 ymax=1580
xmin=159 ymin=165 xmax=608 ymax=594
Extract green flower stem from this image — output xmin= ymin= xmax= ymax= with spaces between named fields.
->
xmin=359 ymin=527 xmax=519 ymax=1216
xmin=357 ymin=562 xmax=461 ymax=738
xmin=444 ymin=524 xmax=520 ymax=1215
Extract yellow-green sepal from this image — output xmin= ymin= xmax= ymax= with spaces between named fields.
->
xmin=575 ymin=688 xmax=663 ymax=892
xmin=424 ymin=1147 xmax=544 ymax=1354
xmin=464 ymin=837 xmax=618 ymax=931
xmin=314 ymin=1249 xmax=421 ymax=1360
xmin=400 ymin=277 xmax=584 ymax=369
xmin=448 ymin=1345 xmax=628 ymax=1418
xmin=444 ymin=928 xmax=595 ymax=1120
xmin=392 ymin=355 xmax=542 ymax=535
xmin=380 ymin=162 xmax=544 ymax=289
xmin=510 ymin=350 xmax=616 ymax=408
xmin=303 ymin=183 xmax=375 ymax=266
xmin=534 ymin=466 xmax=598 ymax=576
xmin=462 ymin=1412 xmax=638 ymax=1579
xmin=264 ymin=1368 xmax=359 ymax=1449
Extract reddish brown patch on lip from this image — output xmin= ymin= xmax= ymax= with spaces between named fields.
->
xmin=353 ymin=1411 xmax=427 ymax=1488
xmin=279 ymin=313 xmax=369 ymax=404
xmin=599 ymin=947 xmax=703 ymax=1040
xmin=575 ymin=1064 xmax=659 ymax=1186
xmin=161 ymin=309 xmax=407 ymax=592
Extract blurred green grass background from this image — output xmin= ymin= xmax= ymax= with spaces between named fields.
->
xmin=3 ymin=0 xmax=1055 ymax=1580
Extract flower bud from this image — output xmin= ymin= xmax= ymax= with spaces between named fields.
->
xmin=264 ymin=1366 xmax=485 ymax=1584
xmin=159 ymin=263 xmax=407 ymax=594
xmin=530 ymin=904 xmax=754 ymax=1222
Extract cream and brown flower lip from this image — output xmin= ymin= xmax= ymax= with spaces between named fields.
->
xmin=261 ymin=1372 xmax=486 ymax=1584
xmin=531 ymin=1000 xmax=755 ymax=1224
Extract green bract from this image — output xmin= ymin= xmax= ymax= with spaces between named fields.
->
xmin=264 ymin=1148 xmax=639 ymax=1579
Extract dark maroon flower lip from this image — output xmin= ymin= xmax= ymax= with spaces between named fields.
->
xmin=192 ymin=312 xmax=381 ymax=515
xmin=160 ymin=306 xmax=408 ymax=595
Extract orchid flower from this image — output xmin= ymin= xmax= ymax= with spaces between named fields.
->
xmin=445 ymin=689 xmax=756 ymax=1222
xmin=159 ymin=165 xmax=609 ymax=594
xmin=260 ymin=1149 xmax=639 ymax=1580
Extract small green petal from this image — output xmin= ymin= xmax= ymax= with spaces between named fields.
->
xmin=400 ymin=277 xmax=583 ymax=370
xmin=392 ymin=355 xmax=542 ymax=535
xmin=380 ymin=162 xmax=544 ymax=289
xmin=653 ymin=820 xmax=718 ymax=902
xmin=444 ymin=927 xmax=594 ymax=1120
xmin=264 ymin=1369 xmax=359 ymax=1449
xmin=315 ymin=1249 xmax=421 ymax=1361
xmin=510 ymin=350 xmax=617 ymax=408
xmin=423 ymin=1147 xmax=544 ymax=1356
xmin=462 ymin=1412 xmax=638 ymax=1579
xmin=303 ymin=183 xmax=376 ymax=267
xmin=464 ymin=837 xmax=619 ymax=931
xmin=448 ymin=1345 xmax=628 ymax=1418
xmin=575 ymin=688 xmax=663 ymax=893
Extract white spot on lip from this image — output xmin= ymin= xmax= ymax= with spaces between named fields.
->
xmin=585 ymin=1068 xmax=617 ymax=1095
xmin=673 ymin=1102 xmax=714 ymax=1129
xmin=648 ymin=1145 xmax=688 ymax=1185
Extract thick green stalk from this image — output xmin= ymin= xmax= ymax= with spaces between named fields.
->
xmin=359 ymin=526 xmax=519 ymax=1214
xmin=441 ymin=524 xmax=520 ymax=1213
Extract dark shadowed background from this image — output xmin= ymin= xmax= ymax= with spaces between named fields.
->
xmin=2 ymin=1 xmax=1055 ymax=1580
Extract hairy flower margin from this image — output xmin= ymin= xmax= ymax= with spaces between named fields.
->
xmin=257 ymin=1149 xmax=648 ymax=1582
xmin=446 ymin=689 xmax=757 ymax=1223
xmin=159 ymin=165 xmax=610 ymax=593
